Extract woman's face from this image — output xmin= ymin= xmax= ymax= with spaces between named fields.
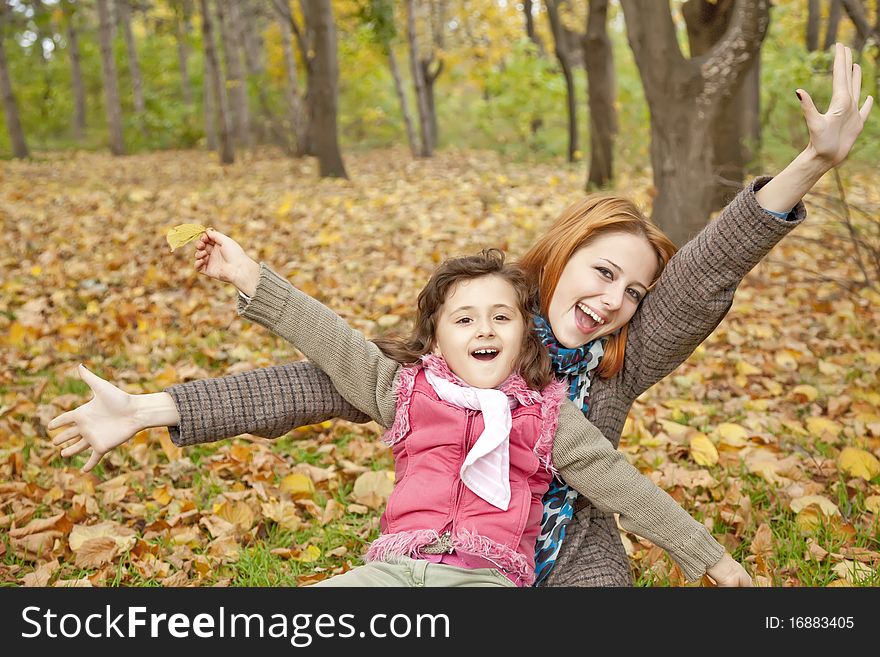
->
xmin=547 ymin=231 xmax=659 ymax=348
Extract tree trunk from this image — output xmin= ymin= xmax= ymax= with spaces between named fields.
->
xmin=306 ymin=0 xmax=347 ymax=178
xmin=63 ymin=1 xmax=87 ymax=140
xmin=684 ymin=0 xmax=762 ymax=209
xmin=806 ymin=0 xmax=821 ymax=51
xmin=523 ymin=0 xmax=545 ymax=54
xmin=96 ymin=0 xmax=125 ymax=155
xmin=117 ymin=0 xmax=145 ymax=114
xmin=203 ymin=61 xmax=217 ymax=150
xmin=389 ymin=47 xmax=418 ymax=158
xmin=841 ymin=0 xmax=876 ymax=52
xmin=546 ymin=0 xmax=579 ymax=163
xmin=584 ymin=0 xmax=616 ymax=188
xmin=175 ymin=0 xmax=193 ymax=105
xmin=420 ymin=57 xmax=442 ymax=150
xmin=215 ymin=1 xmax=251 ymax=148
xmin=620 ymin=0 xmax=769 ymax=245
xmin=0 ymin=4 xmax=28 ymax=158
xmin=824 ymin=0 xmax=843 ymax=50
xmin=200 ymin=0 xmax=233 ymax=163
xmin=406 ymin=0 xmax=433 ymax=156
xmin=278 ymin=6 xmax=308 ymax=157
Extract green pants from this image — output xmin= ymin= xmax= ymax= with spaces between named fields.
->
xmin=311 ymin=557 xmax=516 ymax=587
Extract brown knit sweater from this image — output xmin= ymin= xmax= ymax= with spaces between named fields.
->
xmin=167 ymin=177 xmax=806 ymax=586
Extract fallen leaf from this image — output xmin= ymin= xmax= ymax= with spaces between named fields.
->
xmin=689 ymin=433 xmax=719 ymax=467
xmin=351 ymin=470 xmax=396 ymax=509
xmin=74 ymin=537 xmax=119 ymax=568
xmin=790 ymin=495 xmax=840 ymax=516
xmin=838 ymin=447 xmax=880 ymax=480
xmin=750 ymin=523 xmax=773 ymax=557
xmin=279 ymin=473 xmax=315 ymax=500
xmin=69 ymin=521 xmax=137 ymax=552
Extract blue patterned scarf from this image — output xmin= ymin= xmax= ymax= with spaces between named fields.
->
xmin=532 ymin=314 xmax=606 ymax=585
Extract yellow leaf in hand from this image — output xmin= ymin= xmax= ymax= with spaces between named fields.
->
xmin=166 ymin=223 xmax=208 ymax=252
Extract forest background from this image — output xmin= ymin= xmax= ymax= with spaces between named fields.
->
xmin=0 ymin=0 xmax=878 ymax=588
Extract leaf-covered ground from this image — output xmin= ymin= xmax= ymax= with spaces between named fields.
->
xmin=1 ymin=148 xmax=878 ymax=587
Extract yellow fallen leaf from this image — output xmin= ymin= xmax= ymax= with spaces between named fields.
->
xmin=166 ymin=223 xmax=207 ymax=252
xmin=716 ymin=423 xmax=749 ymax=443
xmin=69 ymin=521 xmax=136 ymax=552
xmin=864 ymin=495 xmax=880 ymax=514
xmin=838 ymin=447 xmax=880 ymax=480
xmin=280 ymin=473 xmax=315 ymax=499
xmin=261 ymin=500 xmax=302 ymax=531
xmin=790 ymin=495 xmax=839 ymax=516
xmin=806 ymin=417 xmax=842 ymax=439
xmin=736 ymin=360 xmax=761 ymax=376
xmin=657 ymin=419 xmax=694 ymax=441
xmin=292 ymin=545 xmax=321 ymax=563
xmin=689 ymin=433 xmax=718 ymax=467
xmin=790 ymin=385 xmax=819 ymax=403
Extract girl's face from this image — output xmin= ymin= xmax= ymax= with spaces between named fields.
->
xmin=432 ymin=274 xmax=525 ymax=389
xmin=547 ymin=231 xmax=659 ymax=348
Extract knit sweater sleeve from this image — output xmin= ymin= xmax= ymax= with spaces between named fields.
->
xmin=553 ymin=400 xmax=724 ymax=581
xmin=620 ymin=176 xmax=806 ymax=398
xmin=234 ymin=263 xmax=399 ymax=428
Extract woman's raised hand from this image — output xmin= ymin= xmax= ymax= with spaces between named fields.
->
xmin=47 ymin=365 xmax=143 ymax=473
xmin=194 ymin=229 xmax=261 ymax=297
xmin=706 ymin=552 xmax=753 ymax=587
xmin=798 ymin=42 xmax=873 ymax=168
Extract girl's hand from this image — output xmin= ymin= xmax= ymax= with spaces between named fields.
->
xmin=47 ymin=365 xmax=143 ymax=473
xmin=798 ymin=42 xmax=873 ymax=168
xmin=194 ymin=229 xmax=261 ymax=296
xmin=706 ymin=552 xmax=753 ymax=587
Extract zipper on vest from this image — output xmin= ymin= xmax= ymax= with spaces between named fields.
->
xmin=445 ymin=409 xmax=475 ymax=543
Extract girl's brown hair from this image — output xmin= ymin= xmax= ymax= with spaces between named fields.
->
xmin=374 ymin=249 xmax=553 ymax=390
xmin=519 ymin=195 xmax=677 ymax=378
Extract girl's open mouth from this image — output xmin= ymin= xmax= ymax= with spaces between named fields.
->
xmin=471 ymin=348 xmax=499 ymax=361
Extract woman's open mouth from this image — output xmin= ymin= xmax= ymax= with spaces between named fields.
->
xmin=574 ymin=303 xmax=605 ymax=335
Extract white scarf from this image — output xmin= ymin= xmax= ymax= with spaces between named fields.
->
xmin=424 ymin=369 xmax=514 ymax=510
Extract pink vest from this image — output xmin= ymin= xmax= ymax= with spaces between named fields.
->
xmin=366 ymin=356 xmax=566 ymax=586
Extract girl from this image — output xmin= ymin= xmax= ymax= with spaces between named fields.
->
xmin=52 ymin=246 xmax=748 ymax=586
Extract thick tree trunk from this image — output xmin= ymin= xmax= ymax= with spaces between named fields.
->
xmin=806 ymin=0 xmax=821 ymax=51
xmin=96 ymin=0 xmax=125 ymax=155
xmin=117 ymin=0 xmax=145 ymax=114
xmin=63 ymin=2 xmax=87 ymax=140
xmin=216 ymin=1 xmax=252 ymax=148
xmin=650 ymin=110 xmax=715 ymax=244
xmin=175 ymin=0 xmax=193 ymax=105
xmin=406 ymin=0 xmax=433 ymax=157
xmin=278 ymin=7 xmax=308 ymax=157
xmin=200 ymin=0 xmax=233 ymax=163
xmin=620 ymin=0 xmax=769 ymax=245
xmin=523 ymin=0 xmax=545 ymax=54
xmin=824 ymin=0 xmax=843 ymax=50
xmin=306 ymin=0 xmax=347 ymax=178
xmin=0 ymin=5 xmax=28 ymax=158
xmin=584 ymin=0 xmax=616 ymax=188
xmin=684 ymin=0 xmax=762 ymax=209
xmin=389 ymin=47 xmax=418 ymax=158
xmin=546 ymin=0 xmax=579 ymax=163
